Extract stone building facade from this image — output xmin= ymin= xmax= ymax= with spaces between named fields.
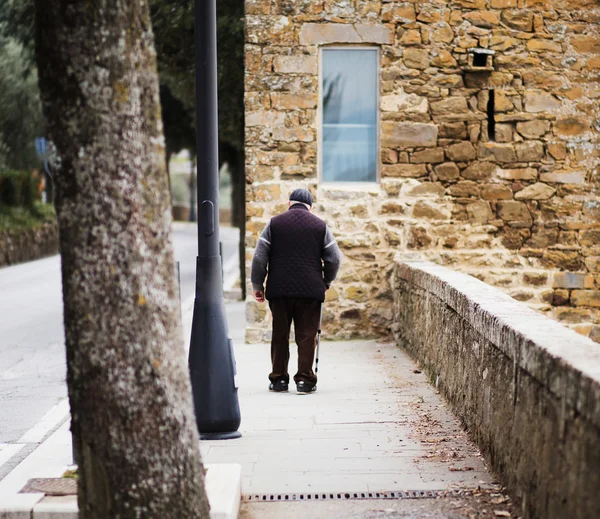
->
xmin=244 ymin=0 xmax=600 ymax=343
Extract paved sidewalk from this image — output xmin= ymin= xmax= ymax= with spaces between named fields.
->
xmin=204 ymin=302 xmax=495 ymax=497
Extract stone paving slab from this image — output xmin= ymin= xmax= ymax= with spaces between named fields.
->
xmin=200 ymin=331 xmax=495 ymax=496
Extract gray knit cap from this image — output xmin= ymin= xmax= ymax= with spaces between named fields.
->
xmin=289 ymin=188 xmax=313 ymax=207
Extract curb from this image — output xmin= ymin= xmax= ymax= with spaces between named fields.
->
xmin=0 ymin=420 xmax=241 ymax=519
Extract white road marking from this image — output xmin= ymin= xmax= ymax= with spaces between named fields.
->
xmin=0 ymin=444 xmax=25 ymax=469
xmin=18 ymin=399 xmax=70 ymax=444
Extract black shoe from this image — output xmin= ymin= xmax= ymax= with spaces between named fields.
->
xmin=296 ymin=381 xmax=316 ymax=395
xmin=269 ymin=380 xmax=289 ymax=392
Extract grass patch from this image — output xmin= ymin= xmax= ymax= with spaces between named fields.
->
xmin=0 ymin=201 xmax=56 ymax=232
xmin=62 ymin=469 xmax=78 ymax=479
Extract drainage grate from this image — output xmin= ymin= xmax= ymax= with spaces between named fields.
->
xmin=243 ymin=489 xmax=474 ymax=502
xmin=20 ymin=478 xmax=77 ymax=496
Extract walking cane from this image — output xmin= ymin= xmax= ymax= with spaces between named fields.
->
xmin=315 ymin=303 xmax=323 ymax=374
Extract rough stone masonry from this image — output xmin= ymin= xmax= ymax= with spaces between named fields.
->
xmin=244 ymin=0 xmax=600 ymax=343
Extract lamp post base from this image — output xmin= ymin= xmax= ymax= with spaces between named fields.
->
xmin=199 ymin=431 xmax=242 ymax=441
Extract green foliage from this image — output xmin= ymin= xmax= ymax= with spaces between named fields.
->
xmin=0 ymin=201 xmax=55 ymax=232
xmin=0 ymin=38 xmax=44 ymax=170
xmin=150 ymin=0 xmax=244 ymax=152
xmin=0 ymin=170 xmax=39 ymax=207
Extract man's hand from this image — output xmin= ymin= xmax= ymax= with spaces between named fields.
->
xmin=254 ymin=290 xmax=265 ymax=303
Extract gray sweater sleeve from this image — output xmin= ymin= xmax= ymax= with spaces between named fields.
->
xmin=250 ymin=222 xmax=271 ymax=292
xmin=322 ymin=226 xmax=342 ymax=288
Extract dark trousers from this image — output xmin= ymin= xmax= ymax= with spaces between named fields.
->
xmin=268 ymin=298 xmax=321 ymax=386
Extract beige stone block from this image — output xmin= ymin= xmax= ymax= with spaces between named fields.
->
xmin=571 ymin=290 xmax=600 ymax=308
xmin=246 ymin=15 xmax=294 ymax=45
xmin=411 ymin=148 xmax=445 ymax=164
xmin=578 ymin=230 xmax=600 ymax=248
xmin=434 ymin=162 xmax=460 ymax=181
xmin=463 ymin=11 xmax=500 ymax=28
xmin=515 ymin=182 xmax=556 ymax=200
xmin=553 ymin=117 xmax=591 ymax=137
xmin=516 ymin=141 xmax=544 ymax=162
xmin=490 ymin=0 xmax=518 ymax=7
xmin=541 ymin=250 xmax=582 ymax=271
xmin=246 ymin=110 xmax=286 ymax=127
xmin=498 ymin=201 xmax=532 ymax=223
xmin=494 ymin=92 xmax=515 ymax=113
xmin=381 ymin=122 xmax=438 ymax=148
xmin=446 ymin=141 xmax=477 ymax=161
xmin=406 ymin=182 xmax=446 ymax=197
xmin=252 ymin=184 xmax=282 ymax=202
xmin=272 ymin=127 xmax=314 ymax=142
xmin=273 ymin=55 xmax=318 ymax=74
xmin=585 ymin=256 xmax=600 ymax=272
xmin=462 ymin=161 xmax=497 ymax=180
xmin=246 ymin=204 xmax=265 ymax=218
xmin=381 ymin=91 xmax=428 ymax=113
xmin=413 ymin=201 xmax=448 ymax=220
xmin=540 ymin=171 xmax=586 ymax=184
xmin=385 ymin=230 xmax=402 ymax=247
xmin=527 ymin=39 xmax=563 ymax=53
xmin=490 ymin=34 xmax=520 ymax=51
xmin=246 ymin=0 xmax=270 ymax=15
xmin=495 ymin=123 xmax=514 ymax=143
xmin=407 ymin=226 xmax=433 ymax=249
xmin=553 ymin=272 xmax=595 ymax=290
xmin=246 ymin=165 xmax=278 ymax=183
xmin=524 ymin=91 xmax=561 ymax=113
xmin=381 ymin=4 xmax=416 ymax=23
xmin=400 ymin=29 xmax=422 ymax=45
xmin=431 ymin=24 xmax=455 ymax=44
xmin=431 ymin=50 xmax=457 ymax=68
xmin=447 ymin=181 xmax=480 ymax=197
xmin=516 ymin=120 xmax=550 ymax=139
xmin=417 ymin=9 xmax=442 ymax=24
xmin=497 ymin=167 xmax=538 ymax=180
xmin=439 ymin=123 xmax=467 ymax=140
xmin=571 ymin=34 xmax=600 ymax=54
xmin=379 ymin=202 xmax=406 ymax=215
xmin=245 ymin=45 xmax=262 ymax=73
xmin=281 ymin=165 xmax=315 ymax=179
xmin=542 ymin=143 xmax=573 ymax=167
xmin=270 ymin=93 xmax=317 ymax=110
xmin=381 ymin=164 xmax=428 ymax=178
xmin=345 ymin=285 xmax=369 ymax=302
xmin=479 ymin=143 xmax=518 ymax=163
xmin=501 ymin=10 xmax=534 ymax=32
xmin=481 ymin=184 xmax=513 ymax=200
xmin=430 ymin=96 xmax=469 ymax=115
xmin=350 ymin=204 xmax=369 ymax=218
xmin=299 ymin=23 xmax=392 ymax=45
xmin=453 ymin=0 xmax=486 ymax=8
xmin=403 ymin=48 xmax=430 ymax=69
xmin=467 ymin=201 xmax=493 ymax=222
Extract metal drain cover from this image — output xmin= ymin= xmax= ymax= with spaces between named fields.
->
xmin=243 ymin=489 xmax=474 ymax=502
xmin=20 ymin=478 xmax=77 ymax=496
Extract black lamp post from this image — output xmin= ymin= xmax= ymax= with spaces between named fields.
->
xmin=188 ymin=0 xmax=241 ymax=440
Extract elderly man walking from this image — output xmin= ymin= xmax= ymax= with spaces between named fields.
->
xmin=251 ymin=188 xmax=342 ymax=394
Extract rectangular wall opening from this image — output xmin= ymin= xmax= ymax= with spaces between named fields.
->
xmin=487 ymin=90 xmax=496 ymax=141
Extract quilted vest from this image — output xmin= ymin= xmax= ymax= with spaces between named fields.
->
xmin=265 ymin=204 xmax=326 ymax=301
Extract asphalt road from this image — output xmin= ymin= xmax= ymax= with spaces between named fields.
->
xmin=0 ymin=222 xmax=239 ymax=462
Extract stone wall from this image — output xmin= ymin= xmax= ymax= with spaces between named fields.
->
xmin=0 ymin=223 xmax=59 ymax=267
xmin=392 ymin=257 xmax=600 ymax=519
xmin=244 ymin=0 xmax=600 ymax=343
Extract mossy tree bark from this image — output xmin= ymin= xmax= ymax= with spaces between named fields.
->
xmin=34 ymin=2 xmax=210 ymax=517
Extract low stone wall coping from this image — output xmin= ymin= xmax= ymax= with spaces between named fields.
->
xmin=395 ymin=254 xmax=600 ymax=429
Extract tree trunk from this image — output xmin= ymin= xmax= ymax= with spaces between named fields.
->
xmin=34 ymin=2 xmax=210 ymax=518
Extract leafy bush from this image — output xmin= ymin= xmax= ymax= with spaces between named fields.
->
xmin=0 ymin=170 xmax=39 ymax=207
